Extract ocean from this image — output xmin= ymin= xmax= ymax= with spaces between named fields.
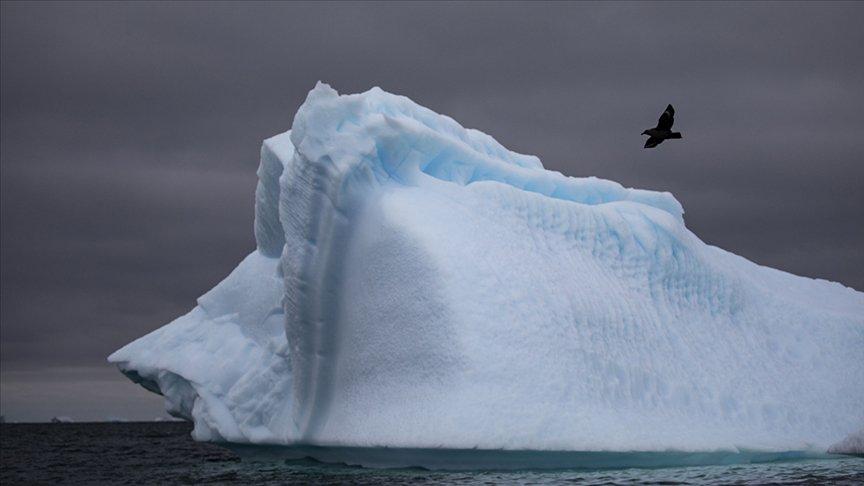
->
xmin=1 ymin=422 xmax=862 ymax=484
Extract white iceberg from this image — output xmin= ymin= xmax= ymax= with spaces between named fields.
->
xmin=110 ymin=83 xmax=863 ymax=459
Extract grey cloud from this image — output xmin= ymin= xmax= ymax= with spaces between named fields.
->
xmin=1 ymin=1 xmax=862 ymax=420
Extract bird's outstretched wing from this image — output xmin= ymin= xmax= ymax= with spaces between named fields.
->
xmin=644 ymin=137 xmax=664 ymax=149
xmin=657 ymin=104 xmax=675 ymax=131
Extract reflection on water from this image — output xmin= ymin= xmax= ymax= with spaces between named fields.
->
xmin=229 ymin=443 xmax=846 ymax=471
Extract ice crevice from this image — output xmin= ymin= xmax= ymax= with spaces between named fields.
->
xmin=110 ymin=82 xmax=863 ymax=456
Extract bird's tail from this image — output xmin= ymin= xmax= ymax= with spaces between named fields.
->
xmin=669 ymin=132 xmax=682 ymax=139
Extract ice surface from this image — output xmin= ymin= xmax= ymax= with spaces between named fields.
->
xmin=828 ymin=429 xmax=864 ymax=455
xmin=110 ymin=83 xmax=864 ymax=455
xmin=111 ymin=251 xmax=292 ymax=443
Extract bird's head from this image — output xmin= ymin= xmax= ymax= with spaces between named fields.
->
xmin=641 ymin=130 xmax=649 ymax=135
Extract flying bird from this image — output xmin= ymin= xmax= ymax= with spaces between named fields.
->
xmin=642 ymin=104 xmax=682 ymax=149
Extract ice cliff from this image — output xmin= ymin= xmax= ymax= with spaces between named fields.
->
xmin=110 ymin=83 xmax=863 ymax=455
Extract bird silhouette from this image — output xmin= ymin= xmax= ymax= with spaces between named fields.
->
xmin=642 ymin=104 xmax=682 ymax=148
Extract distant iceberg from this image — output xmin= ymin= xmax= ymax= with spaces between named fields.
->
xmin=110 ymin=83 xmax=863 ymax=459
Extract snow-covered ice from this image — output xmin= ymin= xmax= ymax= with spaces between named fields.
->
xmin=109 ymin=83 xmax=864 ymax=455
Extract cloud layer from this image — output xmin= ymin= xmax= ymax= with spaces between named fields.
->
xmin=2 ymin=2 xmax=862 ymax=421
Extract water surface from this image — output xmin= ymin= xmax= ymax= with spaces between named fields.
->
xmin=2 ymin=422 xmax=862 ymax=484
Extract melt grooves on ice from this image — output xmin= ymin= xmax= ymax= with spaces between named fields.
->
xmin=109 ymin=83 xmax=864 ymax=455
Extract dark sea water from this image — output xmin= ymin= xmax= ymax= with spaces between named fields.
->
xmin=1 ymin=422 xmax=862 ymax=485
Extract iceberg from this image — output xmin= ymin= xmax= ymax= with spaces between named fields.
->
xmin=110 ymin=83 xmax=863 ymax=462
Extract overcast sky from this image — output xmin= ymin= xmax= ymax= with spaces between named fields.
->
xmin=2 ymin=2 xmax=862 ymax=422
